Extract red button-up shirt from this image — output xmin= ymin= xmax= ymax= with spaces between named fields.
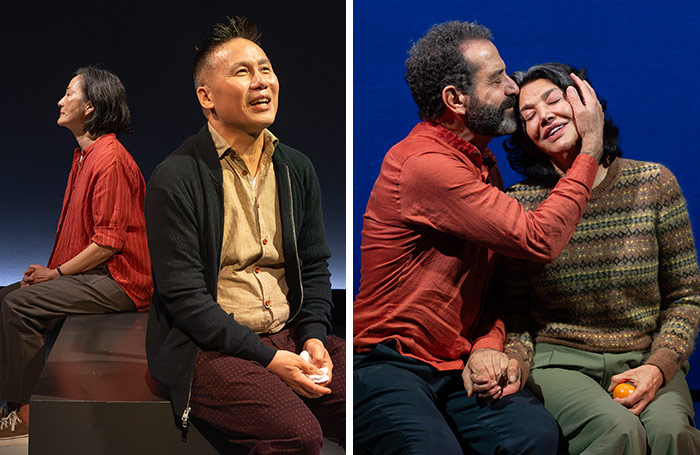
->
xmin=353 ymin=121 xmax=597 ymax=370
xmin=47 ymin=134 xmax=153 ymax=310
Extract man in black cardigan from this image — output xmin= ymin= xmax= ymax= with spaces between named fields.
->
xmin=144 ymin=17 xmax=345 ymax=453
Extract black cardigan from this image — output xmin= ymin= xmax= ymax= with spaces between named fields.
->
xmin=145 ymin=126 xmax=333 ymax=427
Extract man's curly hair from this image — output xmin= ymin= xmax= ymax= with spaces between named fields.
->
xmin=405 ymin=21 xmax=492 ymax=120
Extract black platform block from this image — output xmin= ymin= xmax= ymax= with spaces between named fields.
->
xmin=29 ymin=311 xmax=345 ymax=454
xmin=30 ymin=312 xmax=217 ymax=455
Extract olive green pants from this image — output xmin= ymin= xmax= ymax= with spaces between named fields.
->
xmin=529 ymin=343 xmax=700 ymax=455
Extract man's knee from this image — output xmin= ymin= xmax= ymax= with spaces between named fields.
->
xmin=354 ymin=372 xmax=461 ymax=454
xmin=298 ymin=425 xmax=324 ymax=453
xmin=354 ymin=384 xmax=462 ymax=454
xmin=269 ymin=416 xmax=323 ymax=454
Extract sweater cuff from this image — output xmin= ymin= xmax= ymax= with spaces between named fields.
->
xmin=513 ymin=356 xmax=530 ymax=388
xmin=645 ymin=348 xmax=681 ymax=385
xmin=252 ymin=341 xmax=278 ymax=368
xmin=293 ymin=322 xmax=328 ymax=347
xmin=505 ymin=344 xmax=531 ymax=388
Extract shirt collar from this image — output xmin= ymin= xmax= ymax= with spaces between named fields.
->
xmin=73 ymin=133 xmax=115 ymax=159
xmin=207 ymin=123 xmax=279 ymax=161
xmin=422 ymin=120 xmax=498 ymax=170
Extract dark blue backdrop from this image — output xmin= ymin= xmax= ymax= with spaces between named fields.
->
xmin=0 ymin=1 xmax=346 ymax=289
xmin=353 ymin=1 xmax=700 ymax=382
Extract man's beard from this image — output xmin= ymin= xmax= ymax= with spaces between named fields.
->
xmin=465 ymin=95 xmax=517 ymax=136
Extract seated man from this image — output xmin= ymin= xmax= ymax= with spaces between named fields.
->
xmin=0 ymin=66 xmax=152 ymax=444
xmin=353 ymin=21 xmax=604 ymax=454
xmin=145 ymin=16 xmax=345 ymax=454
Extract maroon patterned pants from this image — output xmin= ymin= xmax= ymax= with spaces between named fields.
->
xmin=190 ymin=329 xmax=345 ymax=454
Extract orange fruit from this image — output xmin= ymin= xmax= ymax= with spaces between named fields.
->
xmin=612 ymin=382 xmax=636 ymax=399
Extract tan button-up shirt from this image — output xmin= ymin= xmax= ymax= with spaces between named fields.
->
xmin=209 ymin=123 xmax=289 ymax=334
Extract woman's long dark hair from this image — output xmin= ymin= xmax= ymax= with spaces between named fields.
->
xmin=504 ymin=63 xmax=622 ymax=186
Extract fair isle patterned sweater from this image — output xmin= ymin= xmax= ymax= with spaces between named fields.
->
xmin=500 ymin=158 xmax=700 ymax=383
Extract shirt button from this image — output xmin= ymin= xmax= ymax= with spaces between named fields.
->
xmin=262 ymin=238 xmax=268 ymax=245
xmin=254 ymin=267 xmax=260 ymax=274
xmin=264 ymin=300 xmax=271 ymax=308
xmin=256 ymin=202 xmax=260 ymax=208
xmin=242 ymin=170 xmax=249 ymax=176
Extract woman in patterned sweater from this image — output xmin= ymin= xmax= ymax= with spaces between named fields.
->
xmin=495 ymin=63 xmax=700 ymax=454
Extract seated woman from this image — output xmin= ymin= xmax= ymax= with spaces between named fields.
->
xmin=496 ymin=62 xmax=700 ymax=454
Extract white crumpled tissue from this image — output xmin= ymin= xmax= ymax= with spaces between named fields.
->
xmin=300 ymin=350 xmax=330 ymax=383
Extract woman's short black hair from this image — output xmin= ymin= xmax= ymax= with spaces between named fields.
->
xmin=504 ymin=62 xmax=621 ymax=185
xmin=75 ymin=66 xmax=132 ymax=137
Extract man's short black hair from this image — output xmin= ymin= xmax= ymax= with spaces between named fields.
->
xmin=75 ymin=66 xmax=131 ymax=137
xmin=193 ymin=16 xmax=262 ymax=89
xmin=504 ymin=62 xmax=623 ymax=185
xmin=405 ymin=20 xmax=492 ymax=121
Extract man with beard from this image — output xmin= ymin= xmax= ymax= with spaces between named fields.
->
xmin=353 ymin=21 xmax=605 ymax=454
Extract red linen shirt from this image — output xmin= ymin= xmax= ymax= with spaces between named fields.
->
xmin=353 ymin=121 xmax=598 ymax=370
xmin=47 ymin=134 xmax=153 ymax=310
